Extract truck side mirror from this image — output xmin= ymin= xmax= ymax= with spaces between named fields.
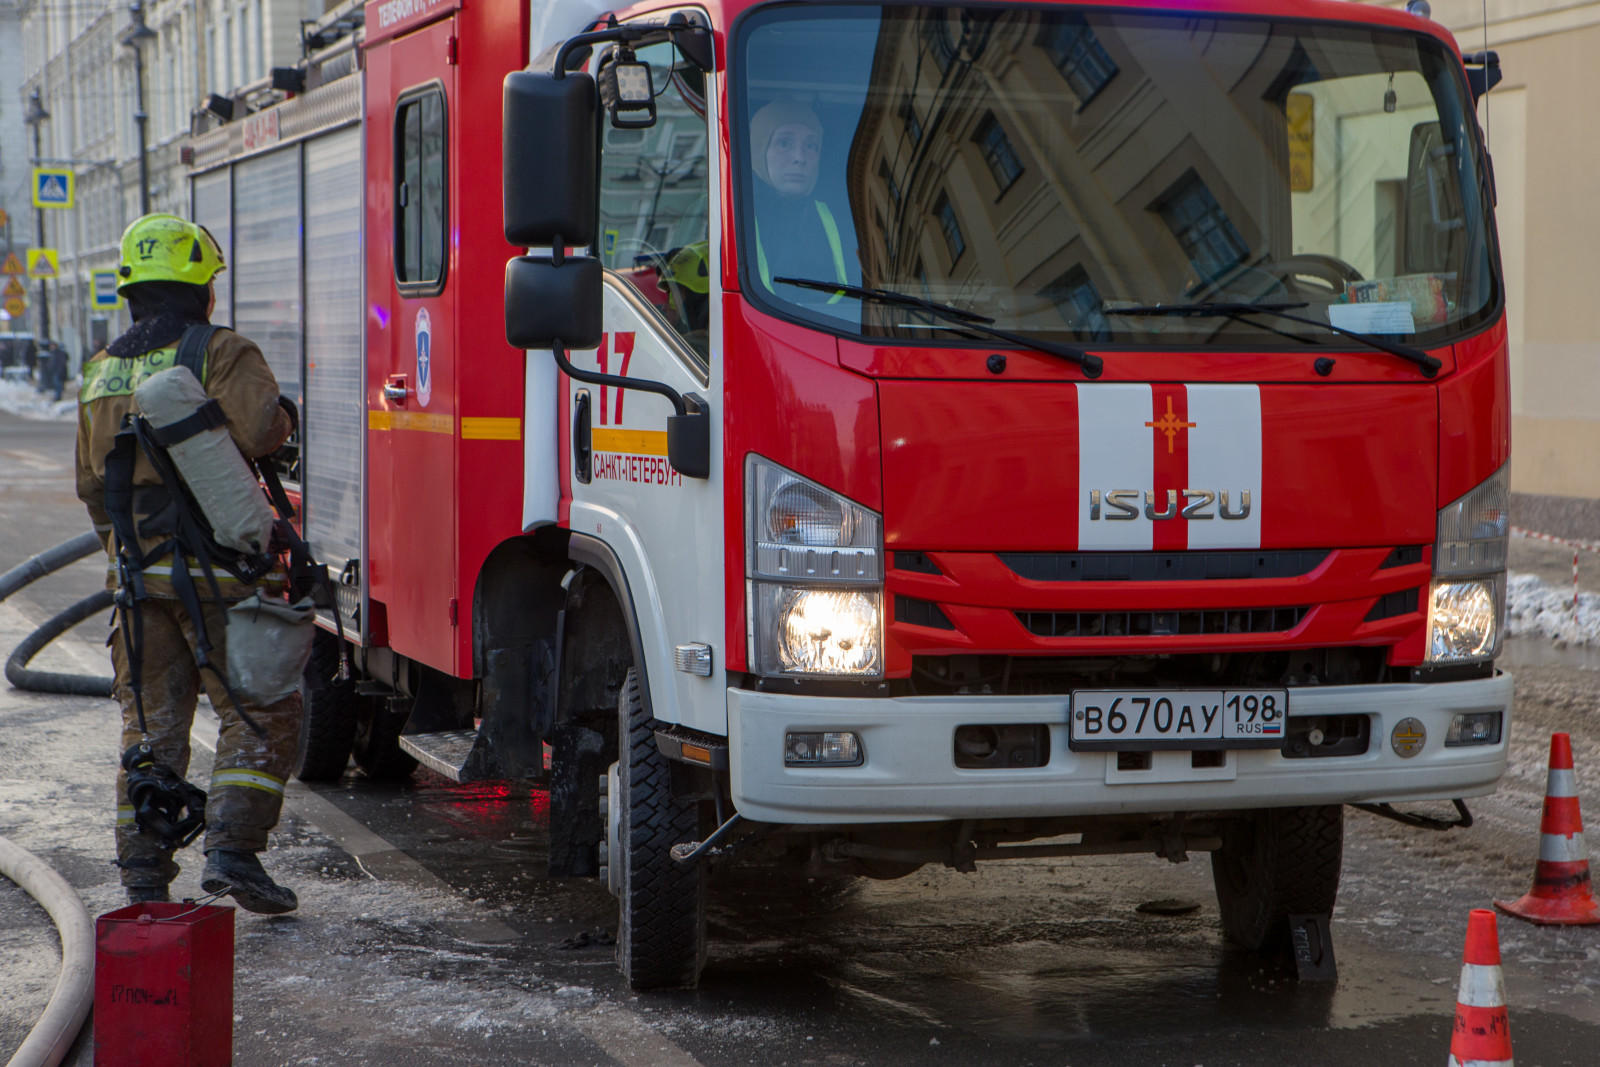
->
xmin=503 ymin=71 xmax=596 ymax=247
xmin=505 ymin=255 xmax=602 ymax=351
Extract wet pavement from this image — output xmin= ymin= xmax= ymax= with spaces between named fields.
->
xmin=5 ymin=406 xmax=1600 ymax=1065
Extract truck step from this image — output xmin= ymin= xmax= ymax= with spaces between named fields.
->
xmin=399 ymin=729 xmax=485 ymax=783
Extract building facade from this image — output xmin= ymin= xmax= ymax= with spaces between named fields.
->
xmin=1365 ymin=0 xmax=1600 ymax=533
xmin=12 ymin=0 xmax=348 ymax=365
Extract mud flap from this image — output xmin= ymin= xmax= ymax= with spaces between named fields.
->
xmin=1287 ymin=913 xmax=1337 ymax=981
xmin=547 ymin=723 xmax=609 ymax=878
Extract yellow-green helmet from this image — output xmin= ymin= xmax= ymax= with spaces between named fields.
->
xmin=117 ymin=213 xmax=226 ymax=293
xmin=663 ymin=243 xmax=711 ymax=295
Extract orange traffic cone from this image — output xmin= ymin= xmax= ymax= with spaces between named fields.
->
xmin=1496 ymin=732 xmax=1600 ymax=925
xmin=1449 ymin=909 xmax=1514 ymax=1067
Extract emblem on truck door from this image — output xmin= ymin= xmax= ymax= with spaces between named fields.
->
xmin=1089 ymin=489 xmax=1251 ymax=521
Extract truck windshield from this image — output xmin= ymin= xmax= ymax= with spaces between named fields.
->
xmin=733 ymin=5 xmax=1498 ymax=348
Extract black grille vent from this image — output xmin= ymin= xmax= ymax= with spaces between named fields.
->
xmin=1365 ymin=588 xmax=1420 ymax=621
xmin=895 ymin=595 xmax=955 ymax=630
xmin=894 ymin=551 xmax=942 ymax=575
xmin=1017 ymin=606 xmax=1309 ymax=638
xmin=1001 ymin=550 xmax=1329 ymax=583
xmin=1380 ymin=546 xmax=1427 ymax=569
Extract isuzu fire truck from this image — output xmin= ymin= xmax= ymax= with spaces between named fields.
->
xmin=190 ymin=0 xmax=1511 ymax=987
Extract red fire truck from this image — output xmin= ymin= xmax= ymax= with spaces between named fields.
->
xmin=189 ymin=0 xmax=1511 ymax=988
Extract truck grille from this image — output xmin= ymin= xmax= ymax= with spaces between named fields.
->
xmin=1016 ymin=606 xmax=1310 ymax=638
xmin=1001 ymin=550 xmax=1329 ymax=582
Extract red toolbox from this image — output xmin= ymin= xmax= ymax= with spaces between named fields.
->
xmin=94 ymin=902 xmax=233 ymax=1066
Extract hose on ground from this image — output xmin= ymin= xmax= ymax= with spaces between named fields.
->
xmin=6 ymin=591 xmax=116 ymax=697
xmin=1 ymin=532 xmax=116 ymax=697
xmin=0 ymin=836 xmax=95 ymax=1067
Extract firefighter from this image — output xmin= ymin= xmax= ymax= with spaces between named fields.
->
xmin=748 ymin=100 xmax=851 ymax=301
xmin=76 ymin=213 xmax=303 ymax=913
xmin=659 ymin=242 xmax=711 ymax=349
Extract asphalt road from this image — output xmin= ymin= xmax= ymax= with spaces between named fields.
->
xmin=4 ymin=405 xmax=1600 ymax=1066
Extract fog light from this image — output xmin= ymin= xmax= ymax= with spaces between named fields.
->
xmin=1445 ymin=711 xmax=1503 ymax=747
xmin=785 ymin=731 xmax=862 ymax=767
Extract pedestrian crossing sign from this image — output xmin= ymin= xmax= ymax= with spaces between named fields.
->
xmin=3 ymin=277 xmax=25 ymax=298
xmin=91 ymin=270 xmax=123 ymax=309
xmin=27 ymin=248 xmax=60 ymax=278
xmin=32 ymin=167 xmax=75 ymax=209
xmin=1 ymin=252 xmax=22 ymax=275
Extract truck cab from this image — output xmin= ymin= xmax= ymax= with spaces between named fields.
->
xmin=194 ymin=0 xmax=1510 ymax=991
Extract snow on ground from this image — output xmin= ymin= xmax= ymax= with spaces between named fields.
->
xmin=1507 ymin=570 xmax=1600 ymax=647
xmin=0 ymin=377 xmax=75 ymax=422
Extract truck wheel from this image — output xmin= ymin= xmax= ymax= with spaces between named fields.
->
xmin=294 ymin=630 xmax=358 ymax=782
xmin=1211 ymin=805 xmax=1343 ymax=952
xmin=352 ymin=698 xmax=419 ymax=781
xmin=615 ymin=669 xmax=706 ymax=990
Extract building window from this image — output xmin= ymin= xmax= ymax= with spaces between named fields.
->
xmin=934 ymin=192 xmax=965 ymax=264
xmin=395 ymin=85 xmax=447 ymax=292
xmin=923 ymin=14 xmax=957 ymax=74
xmin=1044 ymin=267 xmax=1111 ymax=340
xmin=878 ymin=159 xmax=900 ymax=208
xmin=1157 ymin=170 xmax=1250 ymax=283
xmin=974 ymin=114 xmax=1023 ymax=194
xmin=1041 ymin=15 xmax=1118 ymax=104
xmin=901 ymin=96 xmax=922 ymax=145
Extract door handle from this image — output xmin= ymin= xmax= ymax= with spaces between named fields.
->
xmin=573 ymin=390 xmax=592 ymax=483
xmin=383 ymin=376 xmax=408 ymax=404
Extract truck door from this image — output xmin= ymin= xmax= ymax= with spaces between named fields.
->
xmin=567 ymin=34 xmax=726 ymax=735
xmin=367 ymin=18 xmax=458 ymax=670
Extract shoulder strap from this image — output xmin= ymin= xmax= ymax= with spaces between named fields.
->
xmin=175 ymin=324 xmax=221 ymax=384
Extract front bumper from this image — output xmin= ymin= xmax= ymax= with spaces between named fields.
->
xmin=727 ymin=673 xmax=1512 ymax=824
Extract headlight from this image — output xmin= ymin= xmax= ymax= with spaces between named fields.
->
xmin=754 ymin=585 xmax=883 ymax=675
xmin=1426 ymin=466 xmax=1508 ymax=665
xmin=1426 ymin=576 xmax=1503 ymax=663
xmin=1435 ymin=464 xmax=1509 ymax=576
xmin=747 ymin=456 xmax=883 ymax=677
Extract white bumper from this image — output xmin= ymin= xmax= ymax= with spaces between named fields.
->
xmin=727 ymin=673 xmax=1512 ymax=824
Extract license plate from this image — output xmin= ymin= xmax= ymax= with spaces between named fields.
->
xmin=1068 ymin=689 xmax=1288 ymax=751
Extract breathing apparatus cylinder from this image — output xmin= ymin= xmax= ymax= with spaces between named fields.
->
xmin=133 ymin=366 xmax=276 ymax=555
xmin=225 ymin=592 xmax=315 ymax=706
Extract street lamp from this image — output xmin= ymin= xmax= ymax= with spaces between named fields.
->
xmin=122 ymin=1 xmax=158 ymax=217
xmin=23 ymin=89 xmax=50 ymax=342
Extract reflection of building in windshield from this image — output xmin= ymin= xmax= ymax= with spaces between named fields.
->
xmin=838 ymin=9 xmax=1480 ymax=339
xmin=597 ymin=54 xmax=709 ymax=284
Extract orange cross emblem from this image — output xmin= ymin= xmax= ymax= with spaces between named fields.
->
xmin=1145 ymin=396 xmax=1196 ymax=454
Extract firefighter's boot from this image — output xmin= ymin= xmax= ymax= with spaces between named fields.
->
xmin=201 ymin=849 xmax=298 ymax=914
xmin=126 ymin=885 xmax=170 ymax=905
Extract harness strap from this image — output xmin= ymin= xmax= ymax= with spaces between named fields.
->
xmin=174 ymin=323 xmax=220 ymax=383
xmin=148 ymin=398 xmax=227 ymax=448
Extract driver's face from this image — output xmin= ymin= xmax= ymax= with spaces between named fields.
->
xmin=766 ymin=123 xmax=821 ymax=198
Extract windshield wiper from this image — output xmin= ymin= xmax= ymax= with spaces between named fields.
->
xmin=775 ymin=276 xmax=1104 ymax=379
xmin=1108 ymin=301 xmax=1441 ymax=377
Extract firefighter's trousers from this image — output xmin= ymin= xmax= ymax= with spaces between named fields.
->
xmin=113 ymin=596 xmax=302 ymax=887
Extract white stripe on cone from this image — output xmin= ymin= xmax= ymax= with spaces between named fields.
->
xmin=1447 ymin=1056 xmax=1515 ymax=1066
xmin=1454 ymin=962 xmax=1509 ymax=1009
xmin=1546 ymin=767 xmax=1577 ymax=798
xmin=1539 ymin=832 xmax=1590 ymax=863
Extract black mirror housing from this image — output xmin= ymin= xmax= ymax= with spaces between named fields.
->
xmin=503 ymin=71 xmax=598 ymax=247
xmin=505 ymin=256 xmax=603 ymax=351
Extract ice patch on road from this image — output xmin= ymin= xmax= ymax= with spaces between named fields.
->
xmin=0 ymin=378 xmax=75 ymax=422
xmin=1507 ymin=571 xmax=1600 ymax=648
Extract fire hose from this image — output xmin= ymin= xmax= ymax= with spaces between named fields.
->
xmin=1 ymin=531 xmax=116 ymax=697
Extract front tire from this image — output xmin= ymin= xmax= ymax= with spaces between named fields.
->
xmin=615 ymin=669 xmax=706 ymax=989
xmin=1211 ymin=805 xmax=1343 ymax=952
